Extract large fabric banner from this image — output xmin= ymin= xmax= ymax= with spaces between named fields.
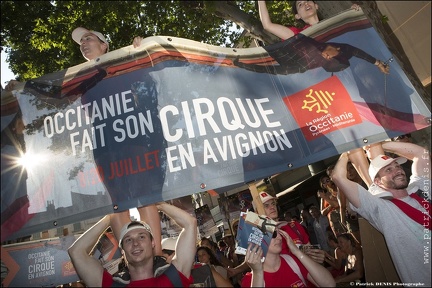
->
xmin=1 ymin=236 xmax=79 ymax=287
xmin=1 ymin=9 xmax=430 ymax=241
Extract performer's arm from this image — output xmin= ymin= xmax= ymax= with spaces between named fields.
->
xmin=258 ymin=1 xmax=295 ymax=40
xmin=342 ymin=44 xmax=389 ymax=74
xmin=332 ymin=153 xmax=362 ymax=208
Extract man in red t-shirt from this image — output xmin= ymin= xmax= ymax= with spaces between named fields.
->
xmin=68 ymin=202 xmax=196 ymax=287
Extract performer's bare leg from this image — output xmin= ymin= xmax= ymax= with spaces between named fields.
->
xmin=347 ymin=149 xmax=370 ymax=187
xmin=110 ymin=210 xmax=132 ymax=241
xmin=138 ymin=204 xmax=162 ymax=256
xmin=364 ymin=141 xmax=386 ymax=160
xmin=348 ymin=142 xmax=385 ymax=187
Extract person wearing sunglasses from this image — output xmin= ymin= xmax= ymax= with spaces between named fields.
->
xmin=227 ymin=191 xmax=325 ymax=284
xmin=241 ymin=229 xmax=335 ymax=287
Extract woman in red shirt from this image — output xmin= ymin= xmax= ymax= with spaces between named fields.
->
xmin=241 ymin=229 xmax=335 ymax=287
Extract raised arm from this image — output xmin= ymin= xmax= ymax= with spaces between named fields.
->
xmin=350 ymin=45 xmax=390 ymax=74
xmin=381 ymin=141 xmax=431 ymax=179
xmin=258 ymin=1 xmax=295 ymax=40
xmin=332 ymin=153 xmax=362 ymax=208
xmin=157 ymin=202 xmax=197 ymax=278
xmin=334 ymin=43 xmax=389 ymax=74
xmin=68 ymin=215 xmax=110 ymax=287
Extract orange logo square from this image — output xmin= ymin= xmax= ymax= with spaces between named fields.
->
xmin=283 ymin=76 xmax=362 ymax=141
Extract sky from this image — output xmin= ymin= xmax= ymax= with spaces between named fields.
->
xmin=1 ymin=50 xmax=16 ymax=88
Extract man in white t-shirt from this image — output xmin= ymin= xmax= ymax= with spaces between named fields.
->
xmin=332 ymin=141 xmax=431 ymax=285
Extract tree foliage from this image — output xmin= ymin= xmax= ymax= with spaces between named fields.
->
xmin=1 ymin=0 xmax=297 ymax=81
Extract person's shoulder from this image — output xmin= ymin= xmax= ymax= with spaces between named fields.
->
xmin=287 ymin=26 xmax=300 ymax=34
xmin=408 ymin=174 xmax=428 ymax=187
xmin=287 ymin=25 xmax=310 ymax=35
xmin=367 ymin=183 xmax=393 ymax=199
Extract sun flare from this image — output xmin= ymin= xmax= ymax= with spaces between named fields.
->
xmin=17 ymin=152 xmax=46 ymax=172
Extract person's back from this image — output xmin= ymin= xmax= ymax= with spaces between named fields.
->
xmin=309 ymin=206 xmax=331 ymax=253
xmin=191 ymin=263 xmax=217 ymax=287
xmin=196 ymin=246 xmax=233 ymax=287
xmin=300 ymin=209 xmax=318 ymax=245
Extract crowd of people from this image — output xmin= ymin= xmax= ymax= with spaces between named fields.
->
xmin=62 ymin=126 xmax=430 ymax=288
xmin=64 ymin=131 xmax=430 ymax=287
xmin=4 ymin=0 xmax=431 ymax=287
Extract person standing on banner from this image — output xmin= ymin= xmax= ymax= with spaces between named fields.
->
xmin=241 ymin=228 xmax=335 ymax=287
xmin=68 ymin=202 xmax=197 ymax=287
xmin=70 ymin=27 xmax=167 ymax=284
xmin=258 ymin=0 xmax=361 ymax=40
xmin=331 ymin=141 xmax=431 ymax=285
xmin=233 ymin=1 xmax=389 ymax=75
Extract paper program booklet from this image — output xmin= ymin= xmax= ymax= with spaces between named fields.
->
xmin=235 ymin=211 xmax=277 ymax=257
